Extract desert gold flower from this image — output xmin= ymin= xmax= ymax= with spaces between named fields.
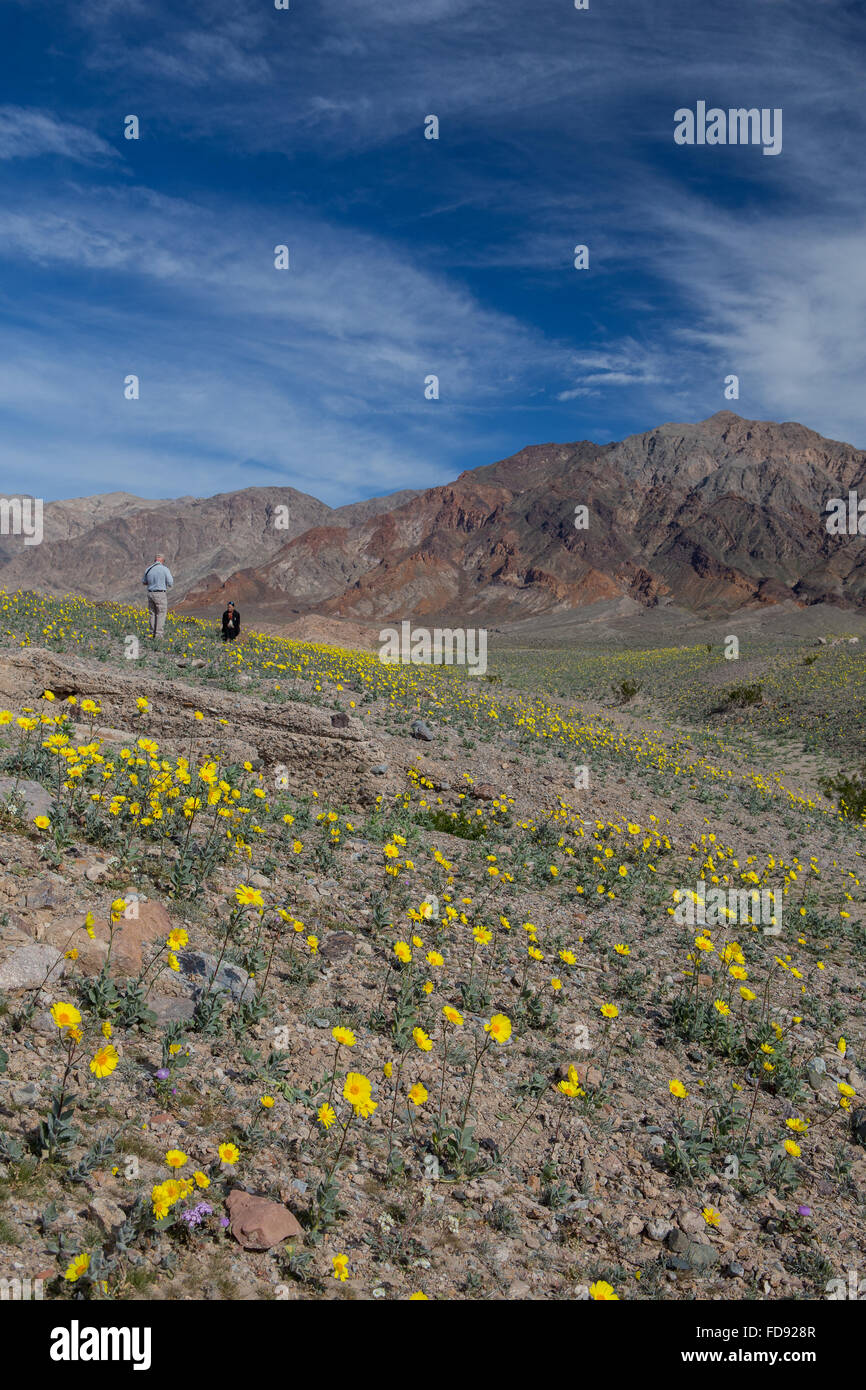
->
xmin=589 ymin=1280 xmax=618 ymax=1300
xmin=89 ymin=1044 xmax=119 ymax=1078
xmin=50 ymin=1001 xmax=81 ymax=1031
xmin=484 ymin=1013 xmax=512 ymax=1044
xmin=64 ymin=1253 xmax=91 ymax=1282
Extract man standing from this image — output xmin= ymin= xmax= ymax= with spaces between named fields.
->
xmin=143 ymin=553 xmax=174 ymax=640
xmin=221 ymin=601 xmax=241 ymax=642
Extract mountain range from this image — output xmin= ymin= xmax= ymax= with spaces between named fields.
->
xmin=3 ymin=412 xmax=865 ymax=626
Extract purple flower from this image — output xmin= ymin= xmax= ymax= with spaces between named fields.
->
xmin=797 ymin=1205 xmax=812 ymax=1217
xmin=156 ymin=1068 xmax=170 ymax=1080
xmin=220 ymin=1216 xmax=230 ymax=1228
xmin=181 ymin=1202 xmax=213 ymax=1228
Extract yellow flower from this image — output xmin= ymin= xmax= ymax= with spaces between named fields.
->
xmin=589 ymin=1280 xmax=618 ymax=1300
xmin=484 ymin=1013 xmax=512 ymax=1044
xmin=409 ymin=1291 xmax=429 ymax=1300
xmin=165 ymin=1149 xmax=188 ymax=1168
xmin=235 ymin=884 xmax=264 ymax=908
xmin=408 ymin=1083 xmax=428 ymax=1106
xmin=64 ymin=1253 xmax=91 ymax=1283
xmin=33 ymin=814 xmax=50 ymax=830
xmin=218 ymin=1142 xmax=240 ymax=1164
xmin=443 ymin=1005 xmax=464 ymax=1026
xmin=394 ymin=941 xmax=412 ymax=963
xmin=332 ymin=1254 xmax=349 ymax=1282
xmin=89 ymin=1044 xmax=119 ymax=1078
xmin=383 ymin=1062 xmax=393 ymax=1079
xmin=412 ymin=1027 xmax=433 ymax=1052
xmin=551 ymin=978 xmax=562 ymax=991
xmin=260 ymin=1095 xmax=275 ymax=1108
xmin=713 ymin=999 xmax=730 ymax=1016
xmin=784 ymin=1139 xmax=801 ymax=1158
xmin=702 ymin=1206 xmax=721 ymax=1228
xmin=600 ymin=1003 xmax=619 ymax=1019
xmin=343 ymin=1072 xmax=377 ymax=1119
xmin=318 ymin=1103 xmax=337 ymax=1129
xmin=50 ymin=1001 xmax=81 ymax=1031
xmin=332 ymin=1026 xmax=356 ymax=1047
xmin=669 ymin=1079 xmax=688 ymax=1099
xmin=167 ymin=928 xmax=189 ymax=950
xmin=101 ymin=1020 xmax=112 ymax=1038
xmin=194 ymin=1171 xmax=210 ymax=1189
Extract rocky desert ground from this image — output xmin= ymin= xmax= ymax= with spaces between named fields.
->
xmin=0 ymin=590 xmax=863 ymax=1303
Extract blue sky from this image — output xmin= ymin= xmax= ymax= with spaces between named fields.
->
xmin=1 ymin=0 xmax=864 ymax=505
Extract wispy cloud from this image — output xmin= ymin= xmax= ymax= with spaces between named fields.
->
xmin=0 ymin=106 xmax=117 ymax=164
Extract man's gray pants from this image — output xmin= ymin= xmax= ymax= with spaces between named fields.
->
xmin=148 ymin=591 xmax=168 ymax=638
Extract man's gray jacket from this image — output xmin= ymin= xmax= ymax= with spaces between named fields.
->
xmin=143 ymin=563 xmax=174 ymax=592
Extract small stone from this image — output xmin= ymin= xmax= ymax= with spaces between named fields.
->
xmin=320 ymin=932 xmax=356 ymax=962
xmin=410 ymin=720 xmax=434 ymax=742
xmin=726 ymin=1261 xmax=745 ymax=1277
xmin=225 ymin=1190 xmax=303 ymax=1250
xmin=0 ymin=938 xmax=65 ymax=992
xmin=0 ymin=777 xmax=54 ymax=822
xmin=371 ymin=763 xmax=388 ymax=776
xmin=248 ymin=872 xmax=271 ymax=889
xmin=645 ymin=1219 xmax=673 ymax=1241
xmin=331 ymin=713 xmax=350 ymax=728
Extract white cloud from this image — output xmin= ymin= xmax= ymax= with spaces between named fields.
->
xmin=0 ymin=107 xmax=117 ymax=164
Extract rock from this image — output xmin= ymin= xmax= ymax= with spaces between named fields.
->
xmin=0 ymin=777 xmax=53 ymax=822
xmin=248 ymin=872 xmax=271 ymax=889
xmin=371 ymin=763 xmax=388 ymax=776
xmin=645 ymin=1219 xmax=673 ymax=1241
xmin=177 ymin=949 xmax=252 ymax=1002
xmin=725 ymin=1260 xmax=745 ymax=1277
xmin=88 ymin=1197 xmax=127 ymax=1236
xmin=0 ymin=924 xmax=65 ymax=991
xmin=148 ymin=995 xmax=196 ymax=1025
xmin=25 ymin=876 xmax=66 ymax=910
xmin=851 ymin=1108 xmax=866 ymax=1147
xmin=410 ymin=720 xmax=435 ymax=742
xmin=320 ymin=932 xmax=356 ymax=962
xmin=225 ymin=1190 xmax=303 ymax=1250
xmin=331 ymin=713 xmax=350 ymax=728
xmin=9 ymin=1081 xmax=41 ymax=1106
xmin=807 ymin=1057 xmax=826 ymax=1090
xmin=686 ymin=1243 xmax=720 ymax=1271
xmin=470 ymin=782 xmax=499 ymax=800
xmin=36 ymin=901 xmax=173 ymax=978
xmin=666 ymin=1226 xmax=719 ymax=1270
xmin=85 ymin=863 xmax=111 ymax=883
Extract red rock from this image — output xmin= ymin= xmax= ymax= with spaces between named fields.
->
xmin=226 ymin=1189 xmax=303 ymax=1250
